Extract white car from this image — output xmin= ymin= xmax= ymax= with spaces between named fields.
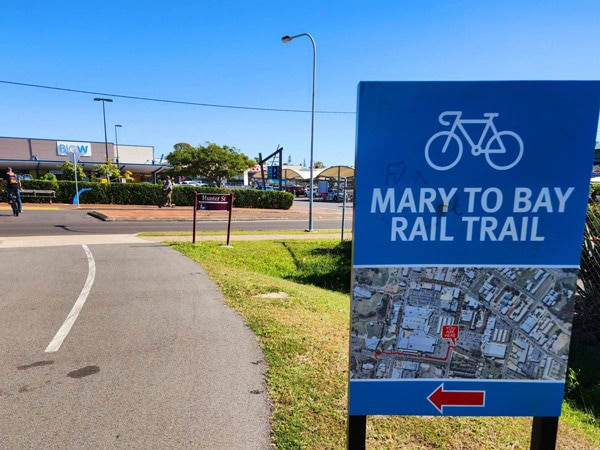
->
xmin=179 ymin=180 xmax=206 ymax=186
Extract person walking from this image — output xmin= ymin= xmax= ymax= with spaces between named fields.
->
xmin=5 ymin=167 xmax=22 ymax=213
xmin=162 ymin=176 xmax=174 ymax=208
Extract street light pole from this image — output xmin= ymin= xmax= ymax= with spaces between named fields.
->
xmin=93 ymin=97 xmax=113 ymax=181
xmin=114 ymin=124 xmax=122 ymax=165
xmin=72 ymin=151 xmax=80 ymax=209
xmin=281 ymin=32 xmax=316 ymax=232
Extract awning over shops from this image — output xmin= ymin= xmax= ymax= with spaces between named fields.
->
xmin=0 ymin=158 xmax=170 ymax=177
xmin=250 ymin=167 xmax=324 ymax=181
xmin=281 ymin=168 xmax=311 ymax=180
xmin=315 ymin=165 xmax=355 ymax=180
xmin=250 ymin=165 xmax=353 ymax=182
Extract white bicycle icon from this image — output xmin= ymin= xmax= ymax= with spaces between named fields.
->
xmin=424 ymin=111 xmax=524 ymax=171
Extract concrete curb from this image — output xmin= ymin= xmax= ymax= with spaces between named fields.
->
xmin=141 ymin=233 xmax=352 ymax=242
xmin=0 ymin=233 xmax=353 ymax=248
xmin=87 ymin=211 xmax=201 ymax=222
xmin=86 ymin=210 xmax=346 ymax=222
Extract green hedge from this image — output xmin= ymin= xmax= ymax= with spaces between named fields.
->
xmin=8 ymin=180 xmax=294 ymax=209
xmin=227 ymin=187 xmax=294 ymax=209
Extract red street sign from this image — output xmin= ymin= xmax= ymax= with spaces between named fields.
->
xmin=197 ymin=193 xmax=231 ymax=211
xmin=193 ymin=192 xmax=234 ymax=245
xmin=427 ymin=384 xmax=485 ymax=414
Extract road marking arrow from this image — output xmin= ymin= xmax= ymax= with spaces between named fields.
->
xmin=427 ymin=383 xmax=485 ymax=414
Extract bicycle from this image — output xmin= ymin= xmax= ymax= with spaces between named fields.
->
xmin=8 ymin=191 xmax=19 ymax=216
xmin=424 ymin=111 xmax=524 ymax=171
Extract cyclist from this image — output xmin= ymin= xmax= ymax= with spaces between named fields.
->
xmin=5 ymin=167 xmax=22 ymax=213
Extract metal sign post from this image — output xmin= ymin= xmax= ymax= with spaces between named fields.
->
xmin=193 ymin=192 xmax=234 ymax=245
xmin=69 ymin=151 xmax=80 ymax=208
xmin=258 ymin=145 xmax=283 ymax=190
xmin=347 ymin=415 xmax=366 ymax=450
xmin=530 ymin=417 xmax=559 ymax=450
xmin=341 ymin=177 xmax=347 ymax=241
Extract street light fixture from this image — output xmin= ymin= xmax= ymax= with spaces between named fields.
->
xmin=281 ymin=33 xmax=316 ymax=232
xmin=93 ymin=97 xmax=113 ymax=181
xmin=114 ymin=124 xmax=122 ymax=165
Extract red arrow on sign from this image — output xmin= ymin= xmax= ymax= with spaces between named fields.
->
xmin=427 ymin=384 xmax=485 ymax=413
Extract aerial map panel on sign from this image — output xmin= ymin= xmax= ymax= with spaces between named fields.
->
xmin=349 ymin=81 xmax=600 ymax=416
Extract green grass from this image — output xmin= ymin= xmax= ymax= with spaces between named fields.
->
xmin=564 ymin=345 xmax=600 ymax=429
xmin=171 ymin=239 xmax=600 ymax=449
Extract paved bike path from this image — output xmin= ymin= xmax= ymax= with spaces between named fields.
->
xmin=0 ymin=241 xmax=273 ymax=448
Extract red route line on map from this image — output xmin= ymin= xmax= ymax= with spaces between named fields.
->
xmin=374 ymin=343 xmax=456 ymax=362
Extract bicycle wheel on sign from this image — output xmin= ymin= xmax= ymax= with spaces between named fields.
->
xmin=425 ymin=132 xmax=463 ymax=171
xmin=484 ymin=131 xmax=524 ymax=170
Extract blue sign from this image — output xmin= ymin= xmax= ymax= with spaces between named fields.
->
xmin=350 ymin=81 xmax=600 ymax=417
xmin=57 ymin=141 xmax=92 ymax=157
xmin=268 ymin=166 xmax=280 ymax=180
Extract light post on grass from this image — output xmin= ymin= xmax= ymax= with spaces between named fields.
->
xmin=281 ymin=32 xmax=316 ymax=232
xmin=93 ymin=97 xmax=113 ymax=182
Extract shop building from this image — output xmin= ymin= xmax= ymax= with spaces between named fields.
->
xmin=0 ymin=136 xmax=170 ymax=182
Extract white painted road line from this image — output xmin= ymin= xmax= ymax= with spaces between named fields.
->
xmin=45 ymin=244 xmax=96 ymax=353
xmin=0 ymin=234 xmax=148 ymax=248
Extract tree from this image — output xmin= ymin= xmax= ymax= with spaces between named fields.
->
xmin=122 ymin=169 xmax=134 ymax=183
xmin=166 ymin=142 xmax=255 ymax=186
xmin=41 ymin=173 xmax=57 ymax=182
xmin=58 ymin=161 xmax=86 ymax=180
xmin=314 ymin=161 xmax=326 ymax=168
xmin=93 ymin=159 xmax=121 ymax=181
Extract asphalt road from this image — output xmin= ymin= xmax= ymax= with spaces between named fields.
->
xmin=0 ymin=232 xmax=272 ymax=448
xmin=0 ymin=205 xmax=349 ymax=237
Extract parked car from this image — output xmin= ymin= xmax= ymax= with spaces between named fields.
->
xmin=324 ymin=189 xmax=347 ymax=202
xmin=178 ymin=180 xmax=206 ymax=186
xmin=284 ymin=186 xmax=307 ymax=197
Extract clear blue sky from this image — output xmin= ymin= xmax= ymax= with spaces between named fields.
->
xmin=1 ymin=1 xmax=599 ymax=168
